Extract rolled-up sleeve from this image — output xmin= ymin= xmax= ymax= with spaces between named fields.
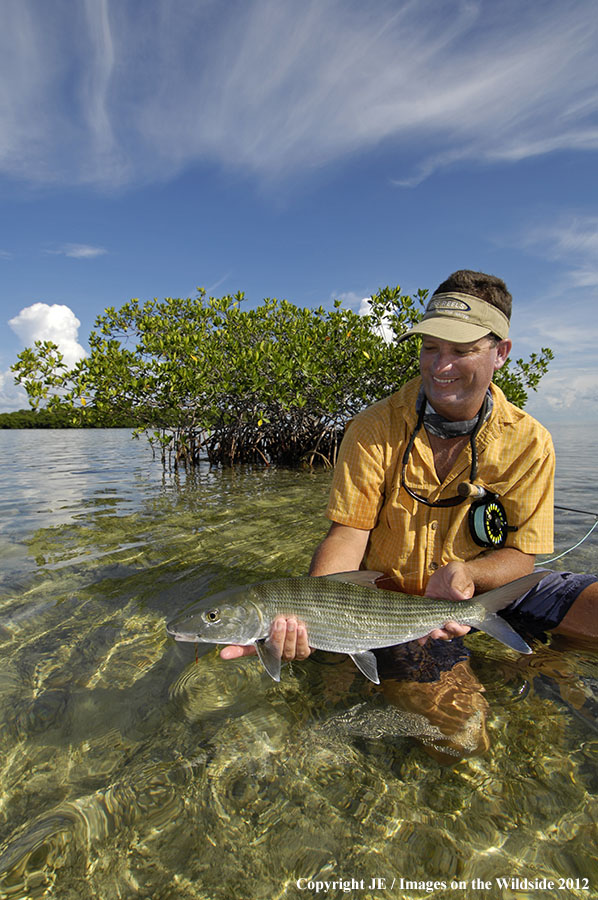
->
xmin=326 ymin=415 xmax=389 ymax=530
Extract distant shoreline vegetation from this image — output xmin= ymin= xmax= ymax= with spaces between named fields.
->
xmin=10 ymin=287 xmax=553 ymax=468
xmin=0 ymin=408 xmax=139 ymax=429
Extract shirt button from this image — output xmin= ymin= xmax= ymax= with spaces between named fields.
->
xmin=429 ymin=561 xmax=438 ymax=571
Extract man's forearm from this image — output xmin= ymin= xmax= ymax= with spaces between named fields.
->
xmin=463 ymin=547 xmax=536 ymax=593
xmin=308 ymin=522 xmax=370 ymax=575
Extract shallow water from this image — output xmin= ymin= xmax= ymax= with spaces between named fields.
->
xmin=0 ymin=426 xmax=596 ymax=900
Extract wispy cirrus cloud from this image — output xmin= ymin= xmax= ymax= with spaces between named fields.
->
xmin=509 ymin=215 xmax=598 ymax=352
xmin=521 ymin=216 xmax=598 ymax=289
xmin=1 ymin=0 xmax=597 ymax=189
xmin=46 ymin=243 xmax=108 ymax=259
xmin=506 ymin=212 xmax=598 ymax=419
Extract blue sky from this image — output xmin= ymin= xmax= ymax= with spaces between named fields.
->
xmin=1 ymin=0 xmax=597 ymax=424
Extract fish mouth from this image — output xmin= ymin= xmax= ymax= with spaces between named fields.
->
xmin=166 ymin=621 xmax=198 ymax=642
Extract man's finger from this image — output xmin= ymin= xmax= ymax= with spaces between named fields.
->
xmin=281 ymin=617 xmax=299 ymax=660
xmin=268 ymin=616 xmax=287 ymax=657
xmin=219 ymin=644 xmax=256 ymax=660
xmin=420 ymin=621 xmax=472 ymax=642
xmin=294 ymin=623 xmax=311 ymax=659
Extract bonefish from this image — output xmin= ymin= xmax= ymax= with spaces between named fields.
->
xmin=166 ymin=570 xmax=546 ymax=684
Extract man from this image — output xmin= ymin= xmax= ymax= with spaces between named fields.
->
xmin=222 ymin=270 xmax=597 ymax=669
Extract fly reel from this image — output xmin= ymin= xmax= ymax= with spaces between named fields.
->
xmin=469 ymin=494 xmax=513 ymax=549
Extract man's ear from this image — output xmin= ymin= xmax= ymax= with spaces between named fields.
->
xmin=494 ymin=339 xmax=512 ymax=371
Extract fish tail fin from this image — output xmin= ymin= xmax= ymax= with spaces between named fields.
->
xmin=475 ymin=571 xmax=547 ymax=614
xmin=476 ymin=612 xmax=532 ymax=654
xmin=465 ymin=570 xmax=548 ymax=655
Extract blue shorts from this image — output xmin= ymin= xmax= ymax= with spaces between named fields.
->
xmin=499 ymin=570 xmax=597 ymax=637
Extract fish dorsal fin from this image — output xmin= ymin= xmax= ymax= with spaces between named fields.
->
xmin=349 ymin=650 xmax=380 ymax=684
xmin=475 ymin=571 xmax=547 ymax=614
xmin=321 ymin=570 xmax=383 ymax=590
xmin=478 ymin=613 xmax=532 ymax=655
xmin=255 ymin=639 xmax=282 ymax=681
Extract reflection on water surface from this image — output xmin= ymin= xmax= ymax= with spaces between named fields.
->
xmin=0 ymin=428 xmax=596 ymax=899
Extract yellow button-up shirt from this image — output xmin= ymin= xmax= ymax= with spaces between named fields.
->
xmin=326 ymin=377 xmax=555 ymax=595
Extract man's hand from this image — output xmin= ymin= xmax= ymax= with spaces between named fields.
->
xmin=421 ymin=560 xmax=475 ymax=642
xmin=426 ymin=560 xmax=475 ymax=602
xmin=219 ymin=616 xmax=311 ymax=662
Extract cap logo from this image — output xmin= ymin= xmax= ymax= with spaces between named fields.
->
xmin=428 ymin=298 xmax=471 ymax=312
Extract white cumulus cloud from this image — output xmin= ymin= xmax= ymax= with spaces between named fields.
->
xmin=0 ymin=368 xmax=28 ymax=411
xmin=331 ymin=291 xmax=399 ymax=343
xmin=357 ymin=297 xmax=395 ymax=344
xmin=8 ymin=303 xmax=87 ymax=368
xmin=526 ymin=368 xmax=598 ymax=423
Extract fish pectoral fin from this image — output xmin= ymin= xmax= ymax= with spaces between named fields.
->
xmin=321 ymin=570 xmax=384 ymax=590
xmin=349 ymin=651 xmax=380 ymax=684
xmin=255 ymin=639 xmax=282 ymax=681
xmin=478 ymin=613 xmax=532 ymax=655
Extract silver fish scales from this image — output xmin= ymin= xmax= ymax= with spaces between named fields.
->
xmin=167 ymin=570 xmax=546 ymax=684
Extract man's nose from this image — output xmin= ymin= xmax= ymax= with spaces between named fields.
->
xmin=432 ymin=351 xmax=455 ymax=372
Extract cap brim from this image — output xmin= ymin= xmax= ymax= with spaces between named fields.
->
xmin=397 ymin=320 xmax=492 ymax=344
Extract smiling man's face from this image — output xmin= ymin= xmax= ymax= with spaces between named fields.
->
xmin=419 ymin=335 xmax=511 ymax=421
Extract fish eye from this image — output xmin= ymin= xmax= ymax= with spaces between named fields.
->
xmin=204 ymin=608 xmax=220 ymax=623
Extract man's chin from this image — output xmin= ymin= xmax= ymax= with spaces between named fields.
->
xmin=427 ymin=392 xmax=463 ymax=417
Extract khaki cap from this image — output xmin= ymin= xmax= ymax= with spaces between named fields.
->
xmin=398 ymin=292 xmax=510 ymax=343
